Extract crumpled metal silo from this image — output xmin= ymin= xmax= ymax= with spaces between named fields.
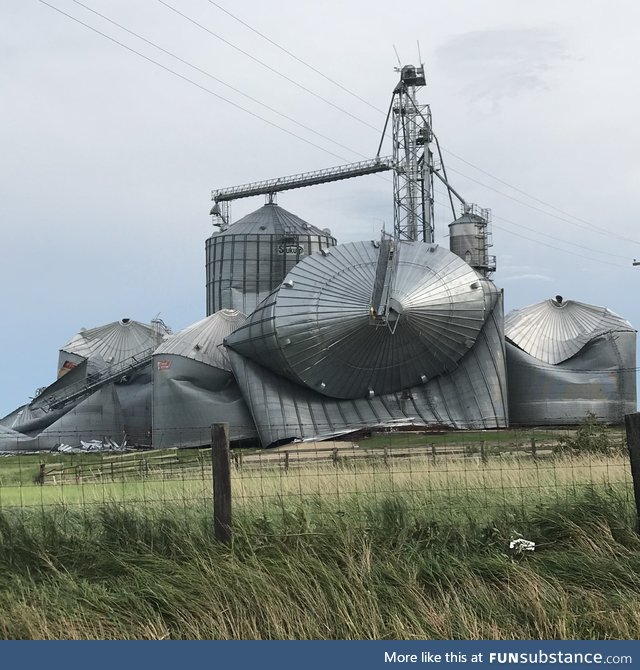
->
xmin=505 ymin=296 xmax=637 ymax=424
xmin=58 ymin=318 xmax=167 ymax=377
xmin=152 ymin=309 xmax=257 ymax=447
xmin=0 ymin=317 xmax=169 ymax=449
xmin=226 ymin=241 xmax=508 ymax=445
xmin=205 ymin=202 xmax=336 ymax=316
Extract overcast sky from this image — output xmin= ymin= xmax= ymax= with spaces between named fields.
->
xmin=2 ymin=0 xmax=639 ymax=417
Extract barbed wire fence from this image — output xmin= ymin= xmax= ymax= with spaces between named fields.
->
xmin=1 ymin=415 xmax=639 ymax=543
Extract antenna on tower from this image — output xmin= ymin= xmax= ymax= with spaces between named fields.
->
xmin=392 ymin=44 xmax=402 ymax=67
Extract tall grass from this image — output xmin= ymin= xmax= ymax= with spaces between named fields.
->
xmin=0 ymin=484 xmax=638 ymax=640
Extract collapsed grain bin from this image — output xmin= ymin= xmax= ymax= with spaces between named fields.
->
xmin=152 ymin=309 xmax=257 ymax=448
xmin=0 ymin=318 xmax=169 ymax=450
xmin=505 ymin=296 xmax=636 ymax=425
xmin=226 ymin=240 xmax=508 ymax=445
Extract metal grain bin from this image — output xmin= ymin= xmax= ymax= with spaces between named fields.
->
xmin=152 ymin=310 xmax=257 ymax=447
xmin=226 ymin=240 xmax=500 ymax=400
xmin=205 ymin=203 xmax=336 ymax=316
xmin=448 ymin=204 xmax=496 ymax=276
xmin=505 ymin=297 xmax=637 ymax=424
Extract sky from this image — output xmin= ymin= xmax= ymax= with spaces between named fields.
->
xmin=1 ymin=0 xmax=640 ymax=417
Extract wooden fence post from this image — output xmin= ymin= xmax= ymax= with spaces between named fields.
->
xmin=211 ymin=423 xmax=232 ymax=545
xmin=480 ymin=441 xmax=487 ymax=464
xmin=624 ymin=413 xmax=640 ymax=534
xmin=431 ymin=443 xmax=436 ymax=465
xmin=530 ymin=437 xmax=537 ymax=461
xmin=284 ymin=451 xmax=290 ymax=473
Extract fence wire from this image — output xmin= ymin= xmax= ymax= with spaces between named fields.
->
xmin=0 ymin=422 xmax=634 ymax=538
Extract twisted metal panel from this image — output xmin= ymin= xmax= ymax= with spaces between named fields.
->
xmin=226 ymin=241 xmax=498 ymax=399
xmin=505 ymin=298 xmax=634 ymax=365
xmin=154 ymin=310 xmax=246 ymax=371
xmin=228 ymin=294 xmax=507 ymax=446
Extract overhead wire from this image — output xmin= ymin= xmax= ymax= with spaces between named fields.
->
xmin=441 ymin=146 xmax=636 ymax=243
xmin=490 ymin=223 xmax=624 ymax=269
xmin=491 ymin=212 xmax=629 ymax=261
xmin=200 ymin=0 xmax=638 ymax=249
xmin=431 ymin=188 xmax=626 ymax=268
xmin=67 ymin=0 xmax=368 ymax=161
xmin=156 ymin=0 xmax=382 ymax=133
xmin=38 ymin=0 xmax=637 ymax=264
xmin=36 ymin=0 xmax=353 ymax=164
xmin=204 ymin=0 xmax=386 ymax=116
xmin=445 ymin=165 xmax=640 ymax=247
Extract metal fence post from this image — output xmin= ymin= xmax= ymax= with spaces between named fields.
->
xmin=624 ymin=413 xmax=640 ymax=534
xmin=211 ymin=422 xmax=232 ymax=545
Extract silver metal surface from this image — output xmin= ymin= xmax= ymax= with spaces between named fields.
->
xmin=205 ymin=203 xmax=336 ymax=316
xmin=505 ymin=297 xmax=634 ymax=365
xmin=0 ymin=386 xmax=127 ymax=452
xmin=505 ymin=297 xmax=636 ymax=425
xmin=228 ymin=292 xmax=508 ymax=446
xmin=152 ymin=310 xmax=257 ymax=447
xmin=506 ymin=333 xmax=636 ymax=425
xmin=152 ymin=355 xmax=257 ymax=447
xmin=226 ymin=241 xmax=498 ymax=399
xmin=58 ymin=318 xmax=168 ymax=373
xmin=154 ymin=309 xmax=246 ymax=370
xmin=448 ymin=204 xmax=496 ymax=276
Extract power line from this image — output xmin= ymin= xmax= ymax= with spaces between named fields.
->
xmin=170 ymin=0 xmax=639 ymax=253
xmin=491 ymin=213 xmax=629 ymax=261
xmin=36 ymin=1 xmax=639 ymax=265
xmin=37 ymin=0 xmax=354 ymax=163
xmin=157 ymin=0 xmax=382 ymax=134
xmin=204 ymin=0 xmax=386 ymax=116
xmin=446 ymin=165 xmax=640 ymax=247
xmin=442 ymin=146 xmax=633 ymax=242
xmin=491 ymin=222 xmax=624 ymax=269
xmin=199 ymin=1 xmax=632 ymax=250
xmin=68 ymin=0 xmax=367 ymax=161
xmin=432 ymin=190 xmax=626 ymax=267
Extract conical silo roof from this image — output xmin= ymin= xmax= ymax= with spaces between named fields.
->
xmin=60 ymin=318 xmax=168 ymax=366
xmin=505 ymin=297 xmax=635 ymax=365
xmin=226 ymin=241 xmax=499 ymax=399
xmin=217 ymin=203 xmax=330 ymax=237
xmin=154 ymin=309 xmax=246 ymax=370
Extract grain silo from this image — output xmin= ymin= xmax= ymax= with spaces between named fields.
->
xmin=226 ymin=240 xmax=508 ymax=445
xmin=505 ymin=296 xmax=636 ymax=424
xmin=152 ymin=310 xmax=257 ymax=448
xmin=205 ymin=201 xmax=336 ymax=316
xmin=0 ymin=318 xmax=169 ymax=448
xmin=448 ymin=204 xmax=496 ymax=276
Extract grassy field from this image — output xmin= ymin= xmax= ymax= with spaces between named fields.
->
xmin=0 ymin=485 xmax=638 ymax=639
xmin=0 ymin=427 xmax=636 ymax=639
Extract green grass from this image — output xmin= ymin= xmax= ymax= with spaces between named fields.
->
xmin=0 ymin=431 xmax=635 ymax=639
xmin=0 ymin=486 xmax=638 ymax=639
xmin=357 ymin=428 xmax=568 ymax=450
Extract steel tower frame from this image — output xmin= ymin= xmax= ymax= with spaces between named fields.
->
xmin=390 ymin=65 xmax=434 ymax=243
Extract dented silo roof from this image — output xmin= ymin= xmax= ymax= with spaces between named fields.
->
xmin=154 ymin=309 xmax=246 ymax=370
xmin=505 ymin=297 xmax=635 ymax=365
xmin=60 ymin=318 xmax=168 ymax=366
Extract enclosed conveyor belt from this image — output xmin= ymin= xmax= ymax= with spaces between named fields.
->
xmin=212 ymin=156 xmax=394 ymax=203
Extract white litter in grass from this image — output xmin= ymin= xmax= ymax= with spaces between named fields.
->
xmin=509 ymin=538 xmax=536 ymax=552
xmin=55 ymin=437 xmax=129 ymax=453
